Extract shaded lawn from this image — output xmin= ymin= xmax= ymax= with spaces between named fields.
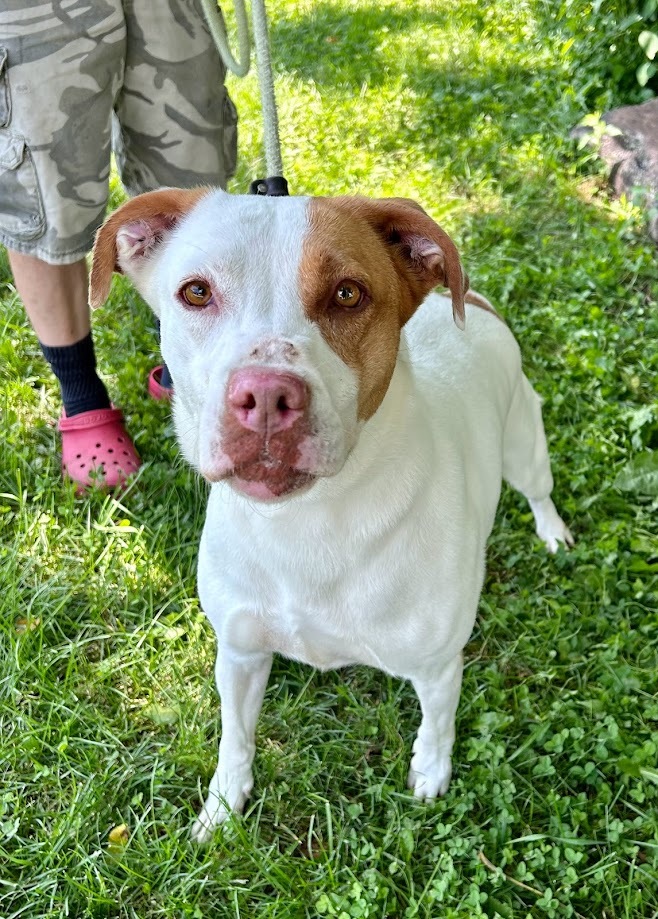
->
xmin=1 ymin=0 xmax=657 ymax=916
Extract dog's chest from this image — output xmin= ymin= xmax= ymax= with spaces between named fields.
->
xmin=261 ymin=611 xmax=375 ymax=671
xmin=198 ymin=487 xmax=484 ymax=678
xmin=201 ymin=535 xmax=413 ymax=672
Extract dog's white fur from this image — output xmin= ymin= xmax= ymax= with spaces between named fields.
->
xmin=91 ymin=189 xmax=573 ymax=843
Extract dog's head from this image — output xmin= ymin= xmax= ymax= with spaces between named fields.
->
xmin=90 ymin=189 xmax=467 ymax=500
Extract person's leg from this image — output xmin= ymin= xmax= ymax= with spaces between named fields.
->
xmin=7 ymin=252 xmax=111 ymax=417
xmin=7 ymin=254 xmax=89 ymax=346
xmin=114 ymin=0 xmax=238 ymax=194
xmin=115 ymin=0 xmax=239 ymax=397
xmin=0 ymin=1 xmax=139 ymax=487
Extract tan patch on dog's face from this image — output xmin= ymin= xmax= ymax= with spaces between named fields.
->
xmin=301 ymin=196 xmax=466 ymax=420
xmin=300 ymin=198 xmax=414 ymax=420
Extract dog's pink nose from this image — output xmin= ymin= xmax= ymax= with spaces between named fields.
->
xmin=227 ymin=369 xmax=308 ymax=434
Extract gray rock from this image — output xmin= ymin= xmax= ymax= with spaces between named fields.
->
xmin=573 ymin=98 xmax=658 ymax=240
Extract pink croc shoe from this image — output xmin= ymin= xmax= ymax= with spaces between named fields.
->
xmin=148 ymin=365 xmax=173 ymax=401
xmin=59 ymin=407 xmax=141 ymax=491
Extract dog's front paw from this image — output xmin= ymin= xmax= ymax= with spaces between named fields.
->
xmin=407 ymin=752 xmax=452 ymax=800
xmin=191 ymin=767 xmax=253 ymax=843
xmin=191 ymin=804 xmax=231 ymax=845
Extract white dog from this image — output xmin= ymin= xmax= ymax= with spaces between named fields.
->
xmin=90 ymin=189 xmax=573 ymax=842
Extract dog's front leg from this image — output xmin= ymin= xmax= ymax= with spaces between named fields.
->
xmin=191 ymin=646 xmax=272 ymax=843
xmin=407 ymin=652 xmax=463 ymax=800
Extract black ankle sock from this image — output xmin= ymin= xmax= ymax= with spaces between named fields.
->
xmin=39 ymin=332 xmax=111 ymax=417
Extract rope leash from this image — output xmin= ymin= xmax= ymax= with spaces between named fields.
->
xmin=199 ymin=0 xmax=250 ymax=77
xmin=199 ymin=0 xmax=289 ymax=196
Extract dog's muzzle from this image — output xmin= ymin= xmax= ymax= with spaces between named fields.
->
xmin=203 ymin=367 xmax=319 ymax=500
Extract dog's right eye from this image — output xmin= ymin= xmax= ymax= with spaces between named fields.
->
xmin=180 ymin=280 xmax=213 ymax=308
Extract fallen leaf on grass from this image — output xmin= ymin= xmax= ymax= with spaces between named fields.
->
xmin=142 ymin=702 xmax=180 ymax=725
xmin=108 ymin=824 xmax=130 ymax=848
xmin=15 ymin=617 xmax=40 ymax=634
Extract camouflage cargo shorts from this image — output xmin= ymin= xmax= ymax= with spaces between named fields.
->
xmin=0 ymin=0 xmax=238 ymax=263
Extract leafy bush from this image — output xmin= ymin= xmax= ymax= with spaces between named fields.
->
xmin=545 ymin=0 xmax=658 ymax=110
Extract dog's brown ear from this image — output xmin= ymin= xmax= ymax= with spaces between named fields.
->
xmin=334 ymin=197 xmax=468 ymax=329
xmin=89 ymin=188 xmax=210 ymax=309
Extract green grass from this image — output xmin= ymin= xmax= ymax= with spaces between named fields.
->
xmin=2 ymin=1 xmax=658 ymax=916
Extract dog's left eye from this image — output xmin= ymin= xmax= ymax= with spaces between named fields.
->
xmin=180 ymin=281 xmax=213 ymax=307
xmin=332 ymin=281 xmax=364 ymax=309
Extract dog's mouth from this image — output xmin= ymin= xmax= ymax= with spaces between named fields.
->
xmin=201 ymin=425 xmax=325 ymax=499
xmin=200 ymin=449 xmax=317 ymax=499
xmin=230 ymin=459 xmax=316 ymax=500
